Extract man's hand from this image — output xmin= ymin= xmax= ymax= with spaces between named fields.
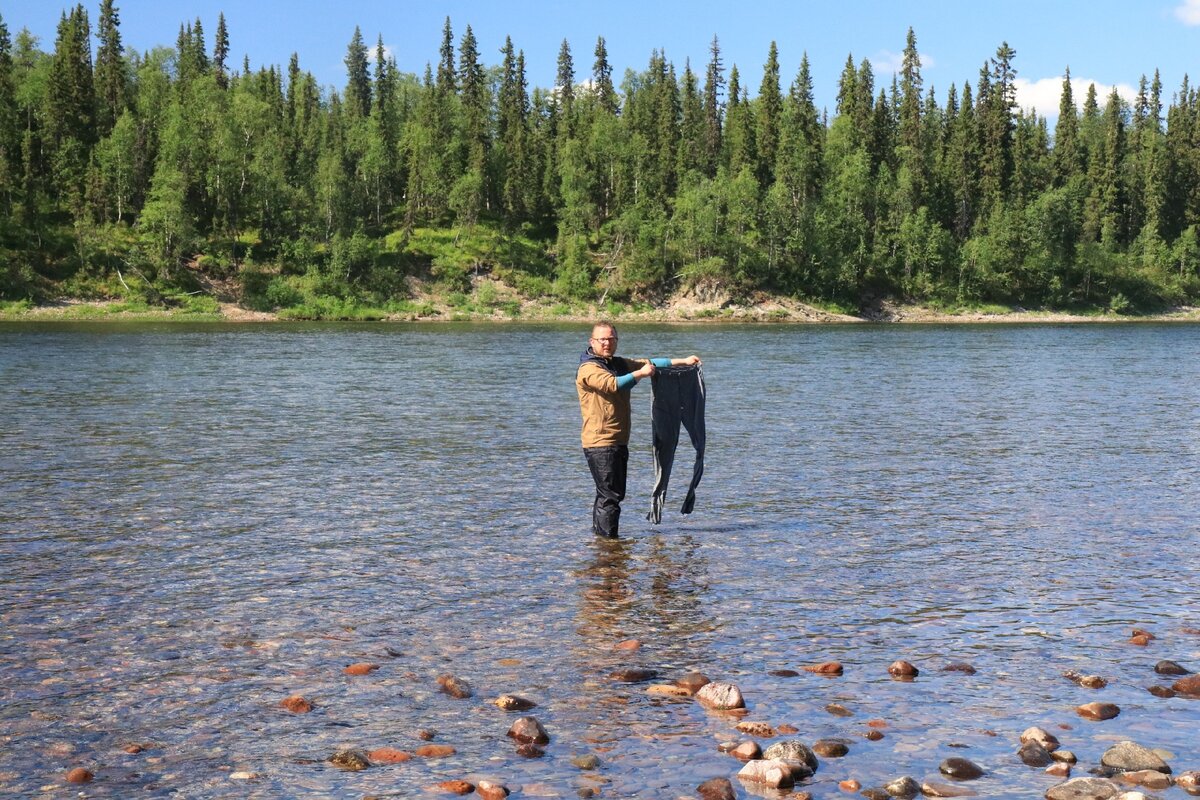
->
xmin=634 ymin=361 xmax=657 ymax=379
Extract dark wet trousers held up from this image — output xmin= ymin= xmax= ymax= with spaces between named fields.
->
xmin=647 ymin=365 xmax=705 ymax=524
xmin=584 ymin=444 xmax=628 ymax=537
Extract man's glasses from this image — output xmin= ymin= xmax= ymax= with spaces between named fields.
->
xmin=592 ymin=337 xmax=618 ymax=343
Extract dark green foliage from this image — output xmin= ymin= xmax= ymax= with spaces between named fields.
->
xmin=4 ymin=14 xmax=1200 ymax=314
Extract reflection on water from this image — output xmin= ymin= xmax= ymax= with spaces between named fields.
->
xmin=1 ymin=321 xmax=1199 ymax=798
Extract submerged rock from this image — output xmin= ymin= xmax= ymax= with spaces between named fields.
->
xmin=1101 ymin=741 xmax=1171 ymax=774
xmin=1147 ymin=685 xmax=1176 ymax=698
xmin=477 ymin=781 xmax=510 ymax=800
xmin=884 ymin=775 xmax=920 ymax=798
xmin=802 ymin=661 xmax=844 ymax=675
xmin=1047 ymin=763 xmax=1072 ymax=778
xmin=769 ymin=668 xmax=800 ymax=677
xmin=939 ymin=757 xmax=984 ymax=780
xmin=571 ymin=754 xmax=600 ymax=770
xmin=825 ymin=703 xmax=854 ymax=717
xmin=1020 ymin=741 xmax=1055 ymax=767
xmin=1053 ymin=751 xmax=1079 ymax=764
xmin=507 ymin=716 xmax=549 ymax=745
xmin=280 ymin=695 xmax=313 ymax=713
xmin=696 ymin=682 xmax=745 ymax=710
xmin=329 ymin=750 xmax=370 ymax=771
xmin=737 ymin=759 xmax=795 ymax=788
xmin=609 ymin=667 xmax=658 ymax=683
xmin=65 ymin=768 xmax=93 ymax=784
xmin=735 ymin=721 xmax=775 ymax=737
xmin=436 ymin=780 xmax=474 ymax=795
xmin=414 ymin=744 xmax=456 ymax=758
xmin=697 ymin=777 xmax=736 ymax=800
xmin=813 ymin=739 xmax=849 ymax=758
xmin=647 ymin=684 xmax=691 ymax=696
xmin=675 ymin=671 xmax=712 ymax=694
xmin=437 ymin=674 xmax=473 ymax=699
xmin=343 ymin=662 xmax=380 ymax=676
xmin=1172 ymin=675 xmax=1200 ymax=695
xmin=1176 ymin=771 xmax=1200 ymax=795
xmin=1153 ymin=660 xmax=1189 ymax=676
xmin=493 ymin=694 xmax=536 ymax=711
xmin=1044 ymin=777 xmax=1121 ymax=800
xmin=1077 ymin=702 xmax=1120 ymax=721
xmin=1022 ymin=727 xmax=1061 ymax=751
xmin=368 ymin=747 xmax=411 ymax=764
xmin=1064 ymin=670 xmax=1107 ymax=688
xmin=839 ymin=779 xmax=862 ymax=792
xmin=921 ymin=781 xmax=977 ymax=797
xmin=888 ymin=660 xmax=919 ymax=678
xmin=515 ymin=742 xmax=544 ymax=758
xmin=1117 ymin=770 xmax=1172 ymax=789
xmin=731 ymin=741 xmax=761 ymax=761
xmin=944 ymin=662 xmax=978 ymax=674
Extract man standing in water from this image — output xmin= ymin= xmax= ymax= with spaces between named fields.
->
xmin=576 ymin=321 xmax=700 ymax=538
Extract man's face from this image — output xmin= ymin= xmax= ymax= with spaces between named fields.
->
xmin=590 ymin=325 xmax=618 ymax=358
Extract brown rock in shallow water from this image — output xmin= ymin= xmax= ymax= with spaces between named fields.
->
xmin=1176 ymin=771 xmax=1200 ymax=794
xmin=675 ymin=671 xmax=711 ymax=694
xmin=1052 ymin=750 xmax=1078 ymax=764
xmin=1022 ymin=726 xmax=1061 ymax=751
xmin=416 ymin=728 xmax=437 ymax=740
xmin=280 ymin=695 xmax=313 ymax=713
xmin=368 ymin=747 xmax=411 ymax=764
xmin=888 ymin=660 xmax=919 ymax=678
xmin=735 ymin=721 xmax=775 ymax=737
xmin=1044 ymin=777 xmax=1121 ymax=800
xmin=1148 ymin=685 xmax=1176 ymax=698
xmin=437 ymin=780 xmax=474 ymax=795
xmin=613 ymin=638 xmax=641 ymax=650
xmin=826 ymin=703 xmax=853 ymax=717
xmin=329 ymin=750 xmax=370 ymax=770
xmin=944 ymin=662 xmax=977 ymax=674
xmin=803 ymin=661 xmax=844 ymax=675
xmin=1063 ymin=670 xmax=1107 ymax=688
xmin=1077 ymin=702 xmax=1120 ymax=720
xmin=1130 ymin=634 xmax=1152 ymax=646
xmin=1101 ymin=741 xmax=1171 ymax=774
xmin=812 ymin=738 xmax=849 ymax=758
xmin=343 ymin=662 xmax=380 ymax=676
xmin=1118 ymin=770 xmax=1172 ymax=789
xmin=864 ymin=729 xmax=885 ymax=741
xmin=885 ymin=776 xmax=920 ymax=798
xmin=838 ymin=779 xmax=861 ymax=792
xmin=476 ymin=780 xmax=510 ymax=800
xmin=1046 ymin=763 xmax=1071 ymax=778
xmin=609 ymin=667 xmax=657 ymax=683
xmin=515 ymin=742 xmax=544 ymax=758
xmin=65 ymin=768 xmax=93 ymax=784
xmin=737 ymin=759 xmax=794 ymax=788
xmin=697 ymin=776 xmax=736 ymax=800
xmin=696 ymin=682 xmax=745 ymax=710
xmin=1020 ymin=741 xmax=1054 ymax=767
xmin=1132 ymin=628 xmax=1155 ymax=640
xmin=939 ymin=757 xmax=984 ymax=780
xmin=123 ymin=743 xmax=145 ymax=754
xmin=414 ymin=745 xmax=456 ymax=758
xmin=867 ymin=719 xmax=888 ymax=728
xmin=507 ymin=716 xmax=550 ymax=745
xmin=493 ymin=694 xmax=536 ymax=711
xmin=731 ymin=741 xmax=761 ymax=761
xmin=920 ymin=781 xmax=977 ymax=797
xmin=647 ymin=684 xmax=691 ymax=696
xmin=1154 ymin=660 xmax=1189 ymax=675
xmin=1172 ymin=674 xmax=1200 ymax=695
xmin=437 ymin=674 xmax=473 ymax=699
xmin=769 ymin=668 xmax=800 ymax=677
xmin=777 ymin=723 xmax=799 ymax=733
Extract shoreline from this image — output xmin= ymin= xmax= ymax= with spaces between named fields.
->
xmin=4 ymin=296 xmax=1200 ymax=325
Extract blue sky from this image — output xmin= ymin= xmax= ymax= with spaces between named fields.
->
xmin=7 ymin=0 xmax=1200 ymax=119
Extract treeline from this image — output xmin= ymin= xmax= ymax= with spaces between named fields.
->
xmin=2 ymin=3 xmax=1200 ymax=313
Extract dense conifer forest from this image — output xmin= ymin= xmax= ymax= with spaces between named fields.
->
xmin=2 ymin=4 xmax=1199 ymax=317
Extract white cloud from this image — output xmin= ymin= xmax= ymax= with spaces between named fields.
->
xmin=1175 ymin=0 xmax=1200 ymax=25
xmin=869 ymin=50 xmax=935 ymax=77
xmin=1014 ymin=76 xmax=1137 ymax=120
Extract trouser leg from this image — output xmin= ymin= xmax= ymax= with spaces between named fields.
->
xmin=584 ymin=445 xmax=628 ymax=537
xmin=647 ymin=372 xmax=682 ymax=524
xmin=679 ymin=367 xmax=706 ymax=515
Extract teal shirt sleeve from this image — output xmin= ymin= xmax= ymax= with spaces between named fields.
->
xmin=616 ymin=373 xmax=637 ymax=391
xmin=651 ymin=358 xmax=671 ymax=368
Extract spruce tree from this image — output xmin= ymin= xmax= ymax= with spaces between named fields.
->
xmin=213 ymin=12 xmax=229 ymax=88
xmin=95 ymin=0 xmax=126 ymax=136
xmin=702 ymin=35 xmax=724 ymax=177
xmin=756 ymin=42 xmax=782 ymax=187
xmin=592 ymin=36 xmax=617 ymax=115
xmin=344 ymin=26 xmax=371 ymax=117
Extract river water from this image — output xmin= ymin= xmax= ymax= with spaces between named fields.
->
xmin=1 ymin=321 xmax=1198 ymax=799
